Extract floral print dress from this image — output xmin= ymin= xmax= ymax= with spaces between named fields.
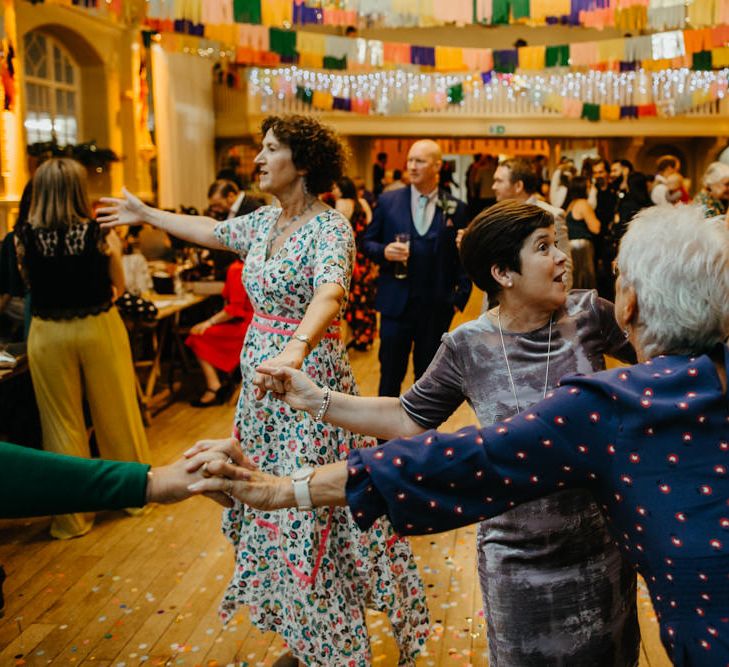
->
xmin=694 ymin=190 xmax=727 ymax=218
xmin=213 ymin=206 xmax=429 ymax=666
xmin=344 ymin=202 xmax=378 ymax=350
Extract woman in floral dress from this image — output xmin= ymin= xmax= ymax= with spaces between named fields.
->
xmin=98 ymin=115 xmax=429 ymax=667
xmin=333 ymin=176 xmax=378 ymax=350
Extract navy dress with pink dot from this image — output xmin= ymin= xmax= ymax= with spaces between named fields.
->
xmin=348 ymin=346 xmax=729 ymax=667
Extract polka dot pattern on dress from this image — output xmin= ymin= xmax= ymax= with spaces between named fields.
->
xmin=347 ymin=349 xmax=729 ymax=666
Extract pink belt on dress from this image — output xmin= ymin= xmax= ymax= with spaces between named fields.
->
xmin=250 ymin=311 xmax=341 ymax=339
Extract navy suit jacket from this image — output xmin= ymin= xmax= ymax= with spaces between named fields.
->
xmin=362 ymin=186 xmax=472 ymax=318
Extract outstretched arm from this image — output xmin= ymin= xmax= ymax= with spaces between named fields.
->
xmin=253 ymin=365 xmax=426 ymax=439
xmin=0 ymin=441 xmax=217 ymax=518
xmin=97 ymin=187 xmax=225 ymax=250
xmin=186 ymin=378 xmax=613 ymax=537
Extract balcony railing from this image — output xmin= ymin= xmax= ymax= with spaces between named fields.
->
xmin=213 ymin=67 xmax=729 ymax=138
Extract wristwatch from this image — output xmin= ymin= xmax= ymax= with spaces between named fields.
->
xmin=293 ymin=333 xmax=312 ymax=352
xmin=291 ymin=466 xmax=316 ymax=510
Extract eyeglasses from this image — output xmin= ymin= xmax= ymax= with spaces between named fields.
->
xmin=611 ymin=261 xmax=620 ymax=279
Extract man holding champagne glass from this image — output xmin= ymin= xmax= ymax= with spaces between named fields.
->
xmin=363 ymin=139 xmax=471 ymax=396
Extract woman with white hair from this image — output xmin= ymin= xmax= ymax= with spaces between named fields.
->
xmin=189 ymin=203 xmax=729 ymax=667
xmin=695 ymin=161 xmax=729 ymax=217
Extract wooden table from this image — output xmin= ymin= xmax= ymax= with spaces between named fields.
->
xmin=128 ymin=292 xmax=209 ymax=424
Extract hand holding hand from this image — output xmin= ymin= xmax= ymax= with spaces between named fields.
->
xmin=145 ymin=455 xmax=224 ymax=505
xmin=253 ymin=365 xmax=322 ymax=412
xmin=252 ymin=348 xmax=305 ymax=400
xmin=384 ymin=242 xmax=410 ymax=262
xmin=184 ymin=437 xmax=288 ymax=511
xmin=97 ymin=187 xmax=150 ymax=229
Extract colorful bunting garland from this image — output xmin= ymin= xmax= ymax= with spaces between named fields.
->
xmin=141 ymin=0 xmax=729 ymax=33
xmin=147 ymin=18 xmax=729 ymax=76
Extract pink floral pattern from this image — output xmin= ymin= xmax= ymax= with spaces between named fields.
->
xmin=213 ymin=207 xmax=429 ymax=666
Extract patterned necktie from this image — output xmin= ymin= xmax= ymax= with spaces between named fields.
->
xmin=413 ymin=194 xmax=430 ymax=236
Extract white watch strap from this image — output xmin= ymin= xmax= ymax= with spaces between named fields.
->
xmin=292 ymin=467 xmax=314 ymax=510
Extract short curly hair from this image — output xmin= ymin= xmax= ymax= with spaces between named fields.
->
xmin=261 ymin=115 xmax=347 ymax=196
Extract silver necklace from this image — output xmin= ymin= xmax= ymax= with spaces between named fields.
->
xmin=497 ymin=309 xmax=553 ymax=414
xmin=267 ymin=197 xmax=316 ymax=256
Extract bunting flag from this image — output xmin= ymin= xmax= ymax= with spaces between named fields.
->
xmin=145 ymin=14 xmax=729 ymax=76
xmin=137 ymin=0 xmax=729 ymax=33
xmin=29 ymin=0 xmax=729 ymax=34
xmin=38 ymin=0 xmax=729 ymax=74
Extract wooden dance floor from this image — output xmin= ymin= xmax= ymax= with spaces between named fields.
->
xmin=0 ymin=289 xmax=670 ymax=666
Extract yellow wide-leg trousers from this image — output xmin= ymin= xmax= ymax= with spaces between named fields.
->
xmin=28 ymin=307 xmax=150 ymax=539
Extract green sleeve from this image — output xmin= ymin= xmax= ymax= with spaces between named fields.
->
xmin=0 ymin=442 xmax=150 ymax=519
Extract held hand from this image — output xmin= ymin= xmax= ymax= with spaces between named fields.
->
xmin=188 ymin=458 xmax=289 ymax=511
xmin=455 ymin=228 xmax=464 ymax=250
xmin=146 ymin=456 xmax=222 ymax=505
xmin=384 ymin=242 xmax=410 ymax=262
xmin=97 ymin=187 xmax=150 ymax=229
xmin=184 ymin=437 xmax=286 ymax=510
xmin=184 ymin=437 xmax=247 ymax=464
xmin=183 ymin=437 xmax=254 ymax=508
xmin=252 ymin=348 xmax=305 ymax=400
xmin=253 ymin=365 xmax=322 ymax=412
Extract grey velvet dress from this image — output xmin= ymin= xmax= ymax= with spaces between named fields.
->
xmin=400 ymin=290 xmax=640 ymax=666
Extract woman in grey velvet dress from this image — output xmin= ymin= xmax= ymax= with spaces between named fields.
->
xmin=254 ymin=201 xmax=640 ymax=666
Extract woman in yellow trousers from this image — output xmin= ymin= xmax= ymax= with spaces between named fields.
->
xmin=15 ymin=158 xmax=150 ymax=539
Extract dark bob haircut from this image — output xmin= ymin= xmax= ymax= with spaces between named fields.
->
xmin=261 ymin=115 xmax=347 ymax=196
xmin=459 ymin=200 xmax=554 ymax=302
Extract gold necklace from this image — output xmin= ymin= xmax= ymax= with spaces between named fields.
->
xmin=267 ymin=197 xmax=316 ymax=256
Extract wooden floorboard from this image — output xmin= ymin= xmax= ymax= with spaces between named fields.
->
xmin=0 ymin=287 xmax=670 ymax=666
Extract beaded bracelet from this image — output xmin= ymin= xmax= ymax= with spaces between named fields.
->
xmin=314 ymin=386 xmax=331 ymax=422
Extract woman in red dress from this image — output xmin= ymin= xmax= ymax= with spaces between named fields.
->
xmin=186 ymin=260 xmax=253 ymax=406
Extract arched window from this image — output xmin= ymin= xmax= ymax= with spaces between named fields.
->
xmin=23 ymin=31 xmax=80 ymax=145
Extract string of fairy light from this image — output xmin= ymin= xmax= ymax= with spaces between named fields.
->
xmin=247 ymin=66 xmax=728 ymax=115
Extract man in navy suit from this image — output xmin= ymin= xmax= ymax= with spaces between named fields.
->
xmin=363 ymin=139 xmax=472 ymax=396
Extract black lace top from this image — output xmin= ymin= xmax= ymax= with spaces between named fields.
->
xmin=16 ymin=221 xmax=113 ymax=320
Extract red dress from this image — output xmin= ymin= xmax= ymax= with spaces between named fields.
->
xmin=185 ymin=261 xmax=252 ymax=372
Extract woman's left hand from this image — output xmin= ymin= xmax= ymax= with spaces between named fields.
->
xmin=253 ymin=347 xmax=306 ymax=400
